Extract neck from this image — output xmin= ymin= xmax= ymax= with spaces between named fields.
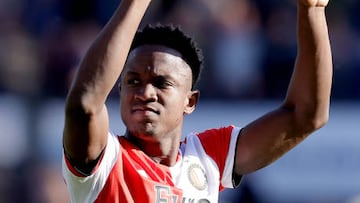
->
xmin=125 ymin=131 xmax=181 ymax=166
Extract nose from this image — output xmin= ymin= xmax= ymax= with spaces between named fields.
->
xmin=135 ymin=83 xmax=157 ymax=102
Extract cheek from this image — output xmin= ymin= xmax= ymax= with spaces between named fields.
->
xmin=165 ymin=94 xmax=187 ymax=113
xmin=120 ymin=88 xmax=133 ymax=103
xmin=119 ymin=93 xmax=132 ymax=117
xmin=119 ymin=99 xmax=126 ymax=121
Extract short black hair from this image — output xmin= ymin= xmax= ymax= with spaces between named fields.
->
xmin=130 ymin=24 xmax=204 ymax=89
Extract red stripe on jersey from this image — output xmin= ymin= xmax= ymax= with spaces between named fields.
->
xmin=196 ymin=125 xmax=235 ymax=189
xmin=94 ymin=137 xmax=184 ymax=203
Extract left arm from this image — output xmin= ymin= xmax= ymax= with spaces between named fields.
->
xmin=233 ymin=0 xmax=332 ymax=175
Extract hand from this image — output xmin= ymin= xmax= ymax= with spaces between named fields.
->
xmin=299 ymin=0 xmax=329 ymax=7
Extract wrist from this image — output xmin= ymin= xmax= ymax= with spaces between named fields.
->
xmin=298 ymin=0 xmax=328 ymax=8
xmin=298 ymin=3 xmax=326 ymax=15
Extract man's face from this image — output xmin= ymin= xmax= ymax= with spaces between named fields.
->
xmin=120 ymin=45 xmax=198 ymax=141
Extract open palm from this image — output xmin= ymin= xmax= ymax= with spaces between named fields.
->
xmin=300 ymin=0 xmax=329 ymax=7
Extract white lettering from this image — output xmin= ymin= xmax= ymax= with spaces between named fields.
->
xmin=154 ymin=185 xmax=180 ymax=203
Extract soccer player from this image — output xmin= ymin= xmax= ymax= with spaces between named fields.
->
xmin=62 ymin=0 xmax=333 ymax=202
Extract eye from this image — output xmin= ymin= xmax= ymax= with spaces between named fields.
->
xmin=153 ymin=77 xmax=172 ymax=89
xmin=126 ymin=78 xmax=140 ymax=86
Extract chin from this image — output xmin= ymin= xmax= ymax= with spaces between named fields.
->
xmin=131 ymin=124 xmax=156 ymax=137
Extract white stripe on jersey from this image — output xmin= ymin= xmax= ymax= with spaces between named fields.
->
xmin=62 ymin=132 xmax=119 ymax=203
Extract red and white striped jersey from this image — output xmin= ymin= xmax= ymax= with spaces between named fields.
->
xmin=63 ymin=125 xmax=241 ymax=203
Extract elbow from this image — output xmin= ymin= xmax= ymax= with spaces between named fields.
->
xmin=65 ymin=91 xmax=99 ymax=118
xmin=64 ymin=95 xmax=99 ymax=132
xmin=65 ymin=102 xmax=91 ymax=122
xmin=283 ymin=100 xmax=330 ymax=134
xmin=308 ymin=112 xmax=329 ymax=132
xmin=297 ymin=106 xmax=330 ymax=134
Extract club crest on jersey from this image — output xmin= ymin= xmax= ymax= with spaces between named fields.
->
xmin=187 ymin=163 xmax=208 ymax=191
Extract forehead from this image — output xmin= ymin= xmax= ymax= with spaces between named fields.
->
xmin=125 ymin=45 xmax=191 ymax=74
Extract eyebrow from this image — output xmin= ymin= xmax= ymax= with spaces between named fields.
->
xmin=125 ymin=71 xmax=140 ymax=76
xmin=125 ymin=68 xmax=173 ymax=77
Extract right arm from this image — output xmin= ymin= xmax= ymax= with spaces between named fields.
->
xmin=63 ymin=0 xmax=151 ymax=166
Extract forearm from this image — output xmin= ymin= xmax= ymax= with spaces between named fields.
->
xmin=67 ymin=0 xmax=151 ymax=111
xmin=285 ymin=3 xmax=332 ymax=130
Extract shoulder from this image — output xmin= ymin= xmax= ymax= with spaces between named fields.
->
xmin=180 ymin=125 xmax=241 ymax=156
xmin=191 ymin=125 xmax=241 ymax=144
xmin=197 ymin=125 xmax=237 ymax=137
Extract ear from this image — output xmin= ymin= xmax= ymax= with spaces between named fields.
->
xmin=184 ymin=90 xmax=200 ymax=115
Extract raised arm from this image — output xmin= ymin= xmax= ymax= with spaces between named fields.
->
xmin=63 ymin=0 xmax=151 ymax=165
xmin=234 ymin=0 xmax=332 ymax=175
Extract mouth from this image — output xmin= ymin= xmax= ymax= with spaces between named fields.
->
xmin=132 ymin=106 xmax=160 ymax=115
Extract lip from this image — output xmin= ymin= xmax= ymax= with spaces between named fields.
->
xmin=131 ymin=106 xmax=160 ymax=114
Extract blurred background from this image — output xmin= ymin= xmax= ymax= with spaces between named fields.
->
xmin=0 ymin=0 xmax=359 ymax=202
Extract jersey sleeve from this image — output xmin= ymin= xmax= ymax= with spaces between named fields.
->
xmin=197 ymin=125 xmax=242 ymax=189
xmin=62 ymin=132 xmax=120 ymax=203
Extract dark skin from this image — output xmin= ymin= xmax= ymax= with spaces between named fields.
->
xmin=119 ymin=45 xmax=199 ymax=166
xmin=63 ymin=0 xmax=332 ymax=179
